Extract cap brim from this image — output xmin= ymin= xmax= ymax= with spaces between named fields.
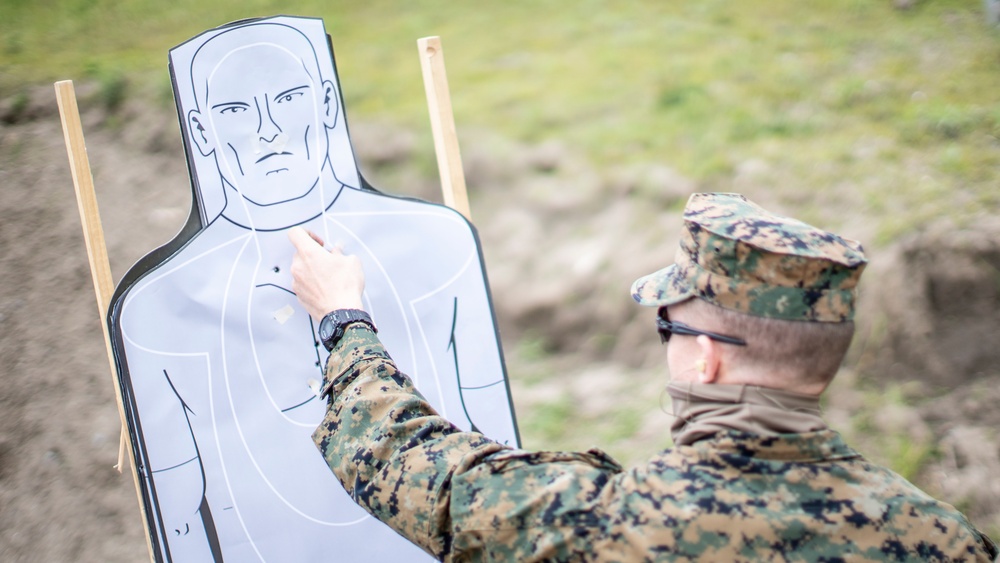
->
xmin=630 ymin=264 xmax=697 ymax=307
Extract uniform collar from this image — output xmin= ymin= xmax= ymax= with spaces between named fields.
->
xmin=667 ymin=381 xmax=829 ymax=446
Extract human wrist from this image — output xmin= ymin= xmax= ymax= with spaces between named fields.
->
xmin=318 ymin=309 xmax=376 ymax=352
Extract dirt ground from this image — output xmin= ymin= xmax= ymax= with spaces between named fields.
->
xmin=1 ymin=84 xmax=997 ymax=561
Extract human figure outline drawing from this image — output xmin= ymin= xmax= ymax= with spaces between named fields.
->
xmin=109 ymin=15 xmax=518 ymax=562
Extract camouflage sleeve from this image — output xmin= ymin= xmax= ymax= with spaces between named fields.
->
xmin=311 ymin=324 xmax=505 ymax=558
xmin=312 ymin=324 xmax=627 ymax=562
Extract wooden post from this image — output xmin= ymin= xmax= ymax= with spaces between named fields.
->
xmin=55 ymin=80 xmax=156 ymax=562
xmin=418 ymin=36 xmax=472 ymax=221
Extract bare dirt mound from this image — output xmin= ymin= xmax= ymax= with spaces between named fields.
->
xmin=866 ymin=219 xmax=1000 ymax=387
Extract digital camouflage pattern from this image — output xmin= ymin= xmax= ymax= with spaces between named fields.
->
xmin=631 ymin=193 xmax=868 ymax=322
xmin=314 ymin=326 xmax=997 ymax=562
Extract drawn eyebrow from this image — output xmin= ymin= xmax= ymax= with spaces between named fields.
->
xmin=211 ymin=101 xmax=251 ymax=110
xmin=274 ymin=85 xmax=309 ymax=99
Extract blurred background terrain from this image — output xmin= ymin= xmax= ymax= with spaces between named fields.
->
xmin=1 ymin=1 xmax=999 ymax=560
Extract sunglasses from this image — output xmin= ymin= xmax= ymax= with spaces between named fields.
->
xmin=656 ymin=308 xmax=747 ymax=346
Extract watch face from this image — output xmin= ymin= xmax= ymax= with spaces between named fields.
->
xmin=319 ymin=314 xmax=336 ymax=342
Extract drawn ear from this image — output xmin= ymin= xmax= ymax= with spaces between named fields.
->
xmin=188 ymin=109 xmax=214 ymax=156
xmin=321 ymin=80 xmax=339 ymax=129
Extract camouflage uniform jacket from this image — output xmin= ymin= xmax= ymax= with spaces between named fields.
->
xmin=313 ymin=326 xmax=998 ymax=562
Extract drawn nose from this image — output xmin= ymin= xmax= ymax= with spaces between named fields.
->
xmin=258 ymin=98 xmax=282 ymax=142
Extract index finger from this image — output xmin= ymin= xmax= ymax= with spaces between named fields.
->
xmin=288 ymin=226 xmax=325 ymax=253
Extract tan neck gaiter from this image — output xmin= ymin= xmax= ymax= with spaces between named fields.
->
xmin=666 ymin=381 xmax=827 ymax=446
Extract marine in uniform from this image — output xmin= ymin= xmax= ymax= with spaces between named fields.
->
xmin=291 ymin=193 xmax=998 ymax=561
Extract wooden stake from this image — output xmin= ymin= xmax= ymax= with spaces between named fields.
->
xmin=418 ymin=36 xmax=472 ymax=221
xmin=55 ymin=80 xmax=156 ymax=562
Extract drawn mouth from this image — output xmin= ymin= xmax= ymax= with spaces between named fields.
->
xmin=265 ymin=168 xmax=289 ymax=176
xmin=256 ymin=151 xmax=291 ymax=164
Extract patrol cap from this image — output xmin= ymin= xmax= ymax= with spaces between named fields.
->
xmin=631 ymin=193 xmax=867 ymax=322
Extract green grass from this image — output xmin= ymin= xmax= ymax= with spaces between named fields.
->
xmin=3 ymin=1 xmax=999 ymax=239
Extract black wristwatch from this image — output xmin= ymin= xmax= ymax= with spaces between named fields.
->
xmin=318 ymin=309 xmax=376 ymax=351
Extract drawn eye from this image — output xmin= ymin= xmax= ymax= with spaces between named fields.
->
xmin=276 ymin=92 xmax=304 ymax=104
xmin=219 ymin=106 xmax=247 ymax=115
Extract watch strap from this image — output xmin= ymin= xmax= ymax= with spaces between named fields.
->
xmin=320 ymin=309 xmax=376 ymax=351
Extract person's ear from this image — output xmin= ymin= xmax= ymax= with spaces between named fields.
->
xmin=695 ymin=335 xmax=721 ymax=384
xmin=321 ymin=80 xmax=339 ymax=129
xmin=188 ymin=109 xmax=214 ymax=157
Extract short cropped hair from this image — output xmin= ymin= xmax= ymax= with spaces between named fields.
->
xmin=675 ymin=298 xmax=855 ymax=386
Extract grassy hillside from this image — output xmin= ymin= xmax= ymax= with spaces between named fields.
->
xmin=3 ymin=1 xmax=998 ymax=243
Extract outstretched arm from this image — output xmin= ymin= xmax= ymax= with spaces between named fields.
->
xmin=289 ymin=225 xmax=500 ymax=556
xmin=288 ymin=227 xmax=625 ymax=561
